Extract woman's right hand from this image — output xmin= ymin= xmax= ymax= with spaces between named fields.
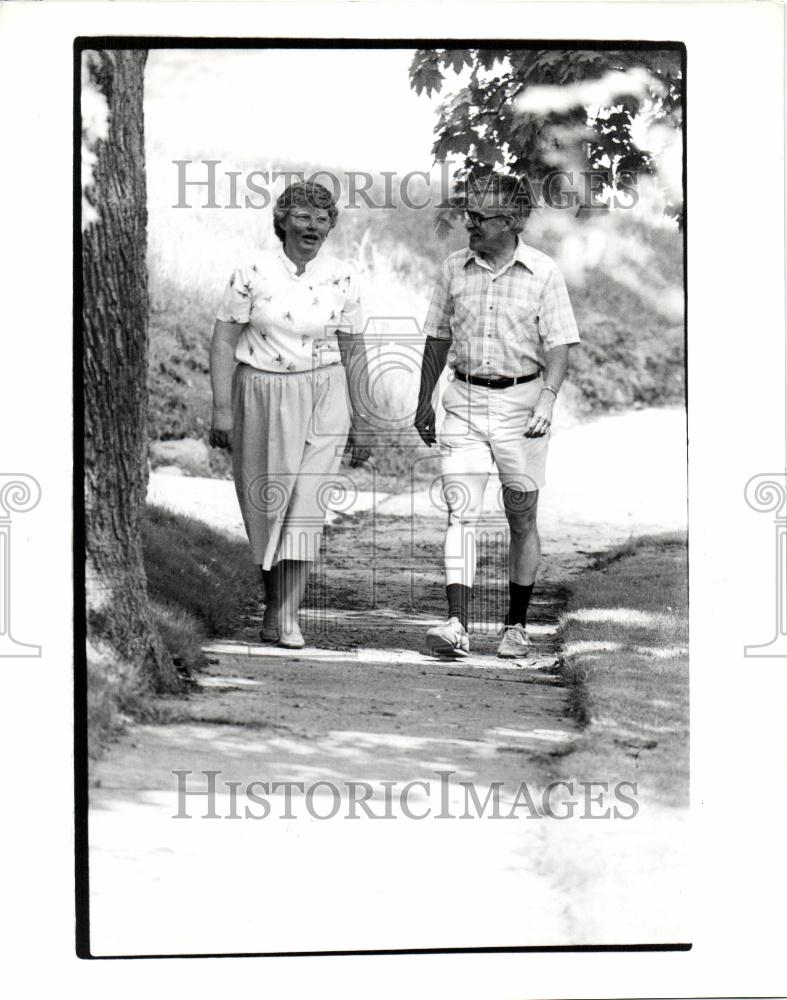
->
xmin=209 ymin=410 xmax=233 ymax=450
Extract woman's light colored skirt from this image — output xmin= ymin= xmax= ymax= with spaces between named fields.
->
xmin=231 ymin=363 xmax=351 ymax=570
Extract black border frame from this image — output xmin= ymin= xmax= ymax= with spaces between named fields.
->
xmin=74 ymin=35 xmax=689 ymax=960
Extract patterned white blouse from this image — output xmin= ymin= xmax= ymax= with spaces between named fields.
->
xmin=217 ymin=245 xmax=363 ymax=373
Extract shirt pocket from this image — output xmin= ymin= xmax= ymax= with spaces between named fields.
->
xmin=506 ymin=299 xmax=540 ymax=344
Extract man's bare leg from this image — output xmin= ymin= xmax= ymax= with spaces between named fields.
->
xmin=498 ymin=486 xmax=540 ymax=656
xmin=503 ymin=486 xmax=540 ymax=587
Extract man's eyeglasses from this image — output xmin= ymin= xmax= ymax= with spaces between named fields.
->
xmin=291 ymin=212 xmax=332 ymax=229
xmin=463 ymin=210 xmax=512 ymax=227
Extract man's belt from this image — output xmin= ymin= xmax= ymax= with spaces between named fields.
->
xmin=453 ymin=369 xmax=540 ymax=389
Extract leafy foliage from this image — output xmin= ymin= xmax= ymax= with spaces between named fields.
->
xmin=409 ymin=47 xmax=683 ymax=220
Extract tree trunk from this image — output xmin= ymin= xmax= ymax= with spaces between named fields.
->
xmin=82 ymin=49 xmax=180 ymax=692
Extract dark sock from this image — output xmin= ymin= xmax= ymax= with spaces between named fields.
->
xmin=507 ymin=582 xmax=534 ymax=627
xmin=446 ymin=583 xmax=472 ymax=629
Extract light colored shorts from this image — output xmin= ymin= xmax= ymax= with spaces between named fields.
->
xmin=438 ymin=373 xmax=549 ymax=494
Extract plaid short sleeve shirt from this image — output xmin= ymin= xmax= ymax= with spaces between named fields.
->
xmin=423 ymin=238 xmax=580 ymax=377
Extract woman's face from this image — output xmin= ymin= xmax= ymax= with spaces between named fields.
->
xmin=282 ymin=202 xmax=333 ymax=261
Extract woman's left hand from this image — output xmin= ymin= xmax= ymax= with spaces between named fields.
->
xmin=347 ymin=429 xmax=372 ymax=468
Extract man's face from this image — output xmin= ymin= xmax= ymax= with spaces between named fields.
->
xmin=464 ymin=192 xmax=516 ymax=256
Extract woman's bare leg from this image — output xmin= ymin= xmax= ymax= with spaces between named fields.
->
xmin=276 ymin=559 xmax=311 ymax=647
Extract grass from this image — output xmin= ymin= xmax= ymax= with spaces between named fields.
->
xmin=559 ymin=532 xmax=688 ymax=807
xmin=142 ymin=504 xmax=260 ymax=639
xmin=149 ymin=600 xmax=208 ymax=674
xmin=89 ymin=505 xmax=261 ymax=756
xmin=87 ymin=638 xmax=177 ymax=759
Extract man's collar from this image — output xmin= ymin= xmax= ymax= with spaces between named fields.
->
xmin=464 ymin=237 xmax=535 ymax=274
xmin=512 ymin=238 xmax=537 ymax=272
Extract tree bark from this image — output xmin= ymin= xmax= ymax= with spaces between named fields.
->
xmin=82 ymin=49 xmax=180 ymax=692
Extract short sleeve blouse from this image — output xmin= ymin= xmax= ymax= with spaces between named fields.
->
xmin=217 ymin=245 xmax=363 ymax=372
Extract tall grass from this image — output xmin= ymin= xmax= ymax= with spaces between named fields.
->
xmin=142 ymin=504 xmax=260 ymax=636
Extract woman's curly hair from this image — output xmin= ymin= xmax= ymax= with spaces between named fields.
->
xmin=272 ymin=180 xmax=339 ymax=244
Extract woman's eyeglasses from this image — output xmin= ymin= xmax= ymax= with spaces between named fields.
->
xmin=291 ymin=212 xmax=332 ymax=230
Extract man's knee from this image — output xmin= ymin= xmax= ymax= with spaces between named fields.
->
xmin=503 ymin=486 xmax=539 ymax=534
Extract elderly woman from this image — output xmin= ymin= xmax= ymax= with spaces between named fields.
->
xmin=209 ymin=180 xmax=370 ymax=649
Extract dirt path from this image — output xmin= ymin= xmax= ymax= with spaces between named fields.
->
xmin=88 ymin=407 xmax=689 ymax=955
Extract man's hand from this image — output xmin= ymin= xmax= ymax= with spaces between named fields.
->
xmin=415 ymin=404 xmax=437 ymax=447
xmin=524 ymin=392 xmax=555 ymax=438
xmin=210 ymin=410 xmax=233 ymax=450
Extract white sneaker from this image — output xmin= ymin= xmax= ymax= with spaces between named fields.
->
xmin=426 ymin=617 xmax=470 ymax=657
xmin=497 ymin=623 xmax=531 ymax=659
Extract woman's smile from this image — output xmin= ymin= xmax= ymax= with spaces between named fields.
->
xmin=287 ymin=225 xmax=326 ymax=262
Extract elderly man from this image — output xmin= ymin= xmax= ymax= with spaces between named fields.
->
xmin=415 ymin=174 xmax=580 ymax=658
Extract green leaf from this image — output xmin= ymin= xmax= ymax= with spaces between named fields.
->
xmin=476 ymin=49 xmax=505 ymax=71
xmin=411 ymin=66 xmax=445 ymax=97
xmin=442 ymin=49 xmax=474 ymax=75
xmin=409 ymin=49 xmax=444 ymax=96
